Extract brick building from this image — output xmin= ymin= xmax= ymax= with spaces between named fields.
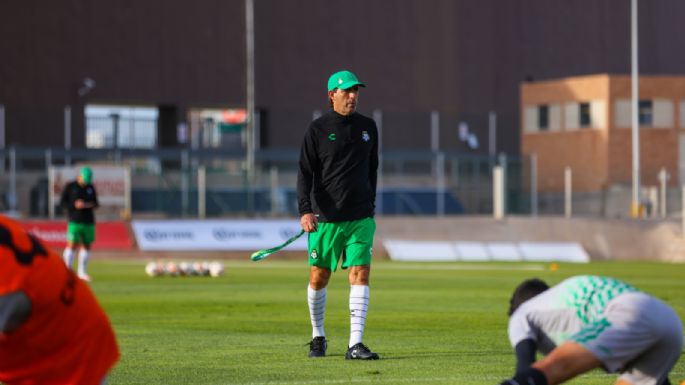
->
xmin=521 ymin=74 xmax=685 ymax=192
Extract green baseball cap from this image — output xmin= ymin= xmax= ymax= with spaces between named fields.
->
xmin=80 ymin=167 xmax=93 ymax=184
xmin=327 ymin=70 xmax=366 ymax=92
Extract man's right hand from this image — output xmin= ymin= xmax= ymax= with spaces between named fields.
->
xmin=498 ymin=368 xmax=548 ymax=385
xmin=300 ymin=213 xmax=318 ymax=233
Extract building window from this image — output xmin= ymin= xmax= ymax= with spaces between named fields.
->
xmin=85 ymin=105 xmax=158 ymax=149
xmin=639 ymin=100 xmax=653 ymax=126
xmin=187 ymin=108 xmax=247 ymax=149
xmin=652 ymin=99 xmax=673 ymax=128
xmin=538 ymin=105 xmax=549 ymax=131
xmin=579 ymin=102 xmax=591 ymax=128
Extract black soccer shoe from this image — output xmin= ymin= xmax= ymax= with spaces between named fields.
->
xmin=308 ymin=336 xmax=327 ymax=358
xmin=345 ymin=343 xmax=379 ymax=360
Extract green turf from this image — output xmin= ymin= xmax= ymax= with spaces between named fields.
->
xmin=89 ymin=260 xmax=685 ymax=385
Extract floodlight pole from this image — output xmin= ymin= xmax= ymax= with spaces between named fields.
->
xmin=245 ymin=0 xmax=256 ymax=213
xmin=64 ymin=106 xmax=72 ymax=166
xmin=488 ymin=111 xmax=497 ymax=157
xmin=0 ymin=104 xmax=5 ymax=174
xmin=0 ymin=104 xmax=5 ymax=150
xmin=630 ymin=0 xmax=641 ymax=217
xmin=373 ymin=109 xmax=383 ymax=215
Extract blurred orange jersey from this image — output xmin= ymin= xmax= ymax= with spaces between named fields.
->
xmin=0 ymin=215 xmax=119 ymax=385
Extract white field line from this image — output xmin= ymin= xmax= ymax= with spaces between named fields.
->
xmin=233 ymin=369 xmax=641 ymax=385
xmin=100 ymin=259 xmax=547 ymax=271
xmin=229 ymin=261 xmax=547 ymax=271
xmin=234 ymin=369 xmax=685 ymax=385
xmin=237 ymin=376 xmax=500 ymax=385
xmin=375 ymin=263 xmax=546 ymax=271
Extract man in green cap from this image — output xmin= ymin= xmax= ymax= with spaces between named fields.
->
xmin=298 ymin=70 xmax=380 ymax=360
xmin=60 ymin=166 xmax=99 ymax=281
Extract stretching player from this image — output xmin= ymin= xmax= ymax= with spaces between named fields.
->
xmin=298 ymin=70 xmax=379 ymax=360
xmin=498 ymin=275 xmax=683 ymax=385
xmin=0 ymin=214 xmax=119 ymax=384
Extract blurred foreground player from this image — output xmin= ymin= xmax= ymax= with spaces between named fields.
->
xmin=498 ymin=275 xmax=683 ymax=385
xmin=0 ymin=215 xmax=119 ymax=385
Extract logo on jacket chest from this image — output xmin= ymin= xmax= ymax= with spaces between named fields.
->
xmin=325 ymin=131 xmax=370 ymax=143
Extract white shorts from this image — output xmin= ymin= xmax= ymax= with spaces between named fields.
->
xmin=573 ymin=292 xmax=683 ymax=385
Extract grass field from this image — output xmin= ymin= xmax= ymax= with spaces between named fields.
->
xmin=90 ymin=259 xmax=685 ymax=385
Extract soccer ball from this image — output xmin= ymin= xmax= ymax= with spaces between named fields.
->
xmin=178 ymin=261 xmax=193 ymax=276
xmin=191 ymin=262 xmax=203 ymax=276
xmin=165 ymin=261 xmax=179 ymax=276
xmin=145 ymin=261 xmax=163 ymax=277
xmin=199 ymin=261 xmax=211 ymax=276
xmin=209 ymin=261 xmax=224 ymax=278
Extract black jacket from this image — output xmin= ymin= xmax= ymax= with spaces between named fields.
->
xmin=60 ymin=181 xmax=99 ymax=224
xmin=297 ymin=111 xmax=378 ymax=222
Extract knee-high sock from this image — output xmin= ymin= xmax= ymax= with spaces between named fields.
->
xmin=63 ymin=248 xmax=74 ymax=269
xmin=78 ymin=249 xmax=90 ymax=276
xmin=308 ymin=285 xmax=326 ymax=338
xmin=349 ymin=285 xmax=369 ymax=347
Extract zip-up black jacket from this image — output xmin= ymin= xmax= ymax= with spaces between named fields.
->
xmin=60 ymin=181 xmax=99 ymax=224
xmin=297 ymin=111 xmax=378 ymax=222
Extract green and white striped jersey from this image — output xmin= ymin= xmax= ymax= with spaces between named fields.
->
xmin=508 ymin=275 xmax=639 ymax=354
xmin=561 ymin=275 xmax=638 ymax=324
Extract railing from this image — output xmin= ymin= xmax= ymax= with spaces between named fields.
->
xmin=0 ymin=146 xmax=678 ymax=219
xmin=0 ymin=146 xmax=532 ymax=218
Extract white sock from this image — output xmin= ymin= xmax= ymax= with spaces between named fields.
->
xmin=349 ymin=285 xmax=369 ymax=347
xmin=78 ymin=249 xmax=90 ymax=276
xmin=308 ymin=285 xmax=326 ymax=338
xmin=63 ymin=248 xmax=74 ymax=269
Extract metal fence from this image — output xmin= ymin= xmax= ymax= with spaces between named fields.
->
xmin=0 ymin=146 xmax=678 ymax=219
xmin=0 ymin=146 xmax=532 ymax=218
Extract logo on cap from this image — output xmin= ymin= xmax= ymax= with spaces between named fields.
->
xmin=338 ymin=78 xmax=343 ymax=85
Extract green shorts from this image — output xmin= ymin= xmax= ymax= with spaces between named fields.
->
xmin=66 ymin=222 xmax=96 ymax=245
xmin=308 ymin=217 xmax=375 ymax=272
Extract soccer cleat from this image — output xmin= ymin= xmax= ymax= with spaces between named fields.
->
xmin=345 ymin=343 xmax=379 ymax=360
xmin=308 ymin=336 xmax=327 ymax=358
